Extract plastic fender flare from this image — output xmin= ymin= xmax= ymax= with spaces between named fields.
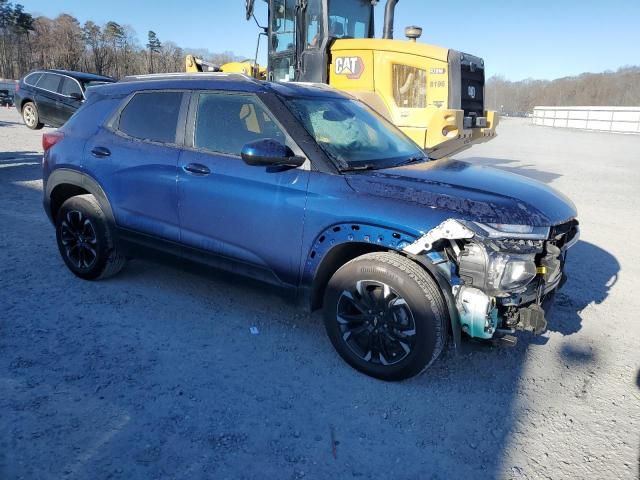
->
xmin=45 ymin=168 xmax=115 ymax=226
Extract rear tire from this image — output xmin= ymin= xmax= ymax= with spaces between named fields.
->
xmin=55 ymin=194 xmax=126 ymax=280
xmin=22 ymin=102 xmax=43 ymax=130
xmin=323 ymin=252 xmax=447 ymax=381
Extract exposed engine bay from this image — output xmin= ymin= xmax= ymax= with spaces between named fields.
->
xmin=404 ymin=218 xmax=580 ymax=342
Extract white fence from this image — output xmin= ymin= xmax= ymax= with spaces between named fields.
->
xmin=532 ymin=106 xmax=640 ymax=134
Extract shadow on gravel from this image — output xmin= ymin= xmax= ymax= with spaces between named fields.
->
xmin=0 ymin=118 xmax=22 ymax=126
xmin=547 ymin=240 xmax=619 ymax=336
xmin=462 ymin=156 xmax=562 ymax=184
xmin=0 ymin=173 xmax=622 ymax=479
xmin=0 ymin=150 xmax=40 ymax=161
xmin=0 ymin=152 xmax=42 ymax=183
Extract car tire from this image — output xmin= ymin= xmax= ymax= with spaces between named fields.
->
xmin=55 ymin=194 xmax=126 ymax=280
xmin=22 ymin=102 xmax=44 ymax=130
xmin=323 ymin=252 xmax=447 ymax=381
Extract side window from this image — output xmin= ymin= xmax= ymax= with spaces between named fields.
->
xmin=392 ymin=65 xmax=427 ymax=109
xmin=118 ymin=91 xmax=183 ymax=144
xmin=60 ymin=78 xmax=83 ymax=97
xmin=305 ymin=2 xmax=324 ymax=48
xmin=272 ymin=0 xmax=295 ymax=53
xmin=194 ymin=94 xmax=286 ymax=156
xmin=36 ymin=73 xmax=62 ymax=92
xmin=24 ymin=72 xmax=43 ymax=86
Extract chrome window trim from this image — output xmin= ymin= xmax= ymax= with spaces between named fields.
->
xmin=23 ymin=72 xmax=43 ymax=87
xmin=58 ymin=75 xmax=85 ymax=99
xmin=31 ymin=72 xmax=87 ymax=100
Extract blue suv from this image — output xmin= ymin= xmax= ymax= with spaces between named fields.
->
xmin=42 ymin=74 xmax=579 ymax=380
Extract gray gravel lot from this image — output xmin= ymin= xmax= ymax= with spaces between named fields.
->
xmin=1 ymin=107 xmax=639 ymax=479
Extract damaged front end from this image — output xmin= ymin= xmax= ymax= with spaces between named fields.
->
xmin=404 ymin=218 xmax=579 ymax=343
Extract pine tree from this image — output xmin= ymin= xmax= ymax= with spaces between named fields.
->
xmin=146 ymin=30 xmax=161 ymax=73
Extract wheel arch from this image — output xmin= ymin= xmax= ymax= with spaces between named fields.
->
xmin=303 ymin=222 xmax=462 ymax=351
xmin=20 ymin=97 xmax=34 ymax=112
xmin=304 ymin=222 xmax=417 ymax=311
xmin=45 ymin=169 xmax=115 ymax=226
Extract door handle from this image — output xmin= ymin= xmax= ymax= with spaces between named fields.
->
xmin=183 ymin=163 xmax=211 ymax=176
xmin=91 ymin=146 xmax=111 ymax=158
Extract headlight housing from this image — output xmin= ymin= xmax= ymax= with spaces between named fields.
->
xmin=466 ymin=221 xmax=549 ymax=240
xmin=458 ymin=241 xmax=538 ymax=296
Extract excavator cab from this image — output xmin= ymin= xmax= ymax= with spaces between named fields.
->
xmin=266 ymin=0 xmax=375 ymax=83
xmin=244 ymin=0 xmax=499 ymax=158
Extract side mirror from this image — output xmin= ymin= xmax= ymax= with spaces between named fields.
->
xmin=69 ymin=92 xmax=83 ymax=101
xmin=241 ymin=139 xmax=305 ymax=168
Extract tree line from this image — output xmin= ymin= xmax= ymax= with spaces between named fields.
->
xmin=486 ymin=66 xmax=640 ymax=115
xmin=0 ymin=1 xmax=239 ymax=80
xmin=1 ymin=0 xmax=638 ymax=110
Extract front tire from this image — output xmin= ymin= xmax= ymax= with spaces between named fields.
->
xmin=323 ymin=252 xmax=447 ymax=381
xmin=22 ymin=102 xmax=43 ymax=130
xmin=55 ymin=194 xmax=126 ymax=280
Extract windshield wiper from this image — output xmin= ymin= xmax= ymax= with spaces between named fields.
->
xmin=341 ymin=164 xmax=379 ymax=172
xmin=396 ymin=155 xmax=428 ymax=167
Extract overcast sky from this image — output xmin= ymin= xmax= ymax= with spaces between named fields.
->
xmin=21 ymin=0 xmax=640 ymax=81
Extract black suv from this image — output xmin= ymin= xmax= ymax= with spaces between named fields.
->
xmin=14 ymin=69 xmax=114 ymax=129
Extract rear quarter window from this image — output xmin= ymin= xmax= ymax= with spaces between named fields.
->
xmin=36 ymin=73 xmax=62 ymax=92
xmin=117 ymin=91 xmax=183 ymax=144
xmin=24 ymin=72 xmax=43 ymax=86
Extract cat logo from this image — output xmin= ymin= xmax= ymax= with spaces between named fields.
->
xmin=334 ymin=56 xmax=364 ymax=80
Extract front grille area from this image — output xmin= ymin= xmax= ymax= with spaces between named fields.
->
xmin=549 ymin=219 xmax=580 ymax=249
xmin=460 ymin=54 xmax=485 ymax=118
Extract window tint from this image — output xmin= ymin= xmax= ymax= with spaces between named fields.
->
xmin=60 ymin=77 xmax=83 ymax=97
xmin=118 ymin=92 xmax=183 ymax=143
xmin=194 ymin=94 xmax=286 ymax=155
xmin=36 ymin=73 xmax=62 ymax=92
xmin=24 ymin=72 xmax=42 ymax=86
xmin=272 ymin=0 xmax=295 ymax=53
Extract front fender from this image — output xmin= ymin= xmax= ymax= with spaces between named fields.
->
xmin=301 ymin=221 xmax=417 ymax=286
xmin=301 ymin=221 xmax=462 ymax=353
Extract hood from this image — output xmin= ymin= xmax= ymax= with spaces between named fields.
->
xmin=344 ymin=159 xmax=577 ymax=227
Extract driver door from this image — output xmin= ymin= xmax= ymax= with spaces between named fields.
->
xmin=177 ymin=92 xmax=310 ymax=286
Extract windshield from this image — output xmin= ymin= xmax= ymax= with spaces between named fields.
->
xmin=287 ymin=97 xmax=425 ymax=171
xmin=328 ymin=0 xmax=373 ymax=38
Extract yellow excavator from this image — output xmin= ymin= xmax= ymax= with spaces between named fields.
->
xmin=186 ymin=0 xmax=498 ymax=158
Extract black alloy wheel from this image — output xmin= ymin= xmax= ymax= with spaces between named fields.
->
xmin=59 ymin=210 xmax=98 ymax=271
xmin=336 ymin=280 xmax=416 ymax=366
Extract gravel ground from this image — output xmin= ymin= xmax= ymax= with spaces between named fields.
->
xmin=0 ymin=107 xmax=639 ymax=479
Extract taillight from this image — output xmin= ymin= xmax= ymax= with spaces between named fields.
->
xmin=15 ymin=83 xmax=19 ymax=93
xmin=42 ymin=131 xmax=64 ymax=152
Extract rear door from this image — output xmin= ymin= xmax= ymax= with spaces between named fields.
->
xmin=177 ymin=91 xmax=310 ymax=286
xmin=58 ymin=76 xmax=84 ymax=124
xmin=34 ymin=73 xmax=62 ymax=125
xmin=85 ymin=90 xmax=188 ymax=242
